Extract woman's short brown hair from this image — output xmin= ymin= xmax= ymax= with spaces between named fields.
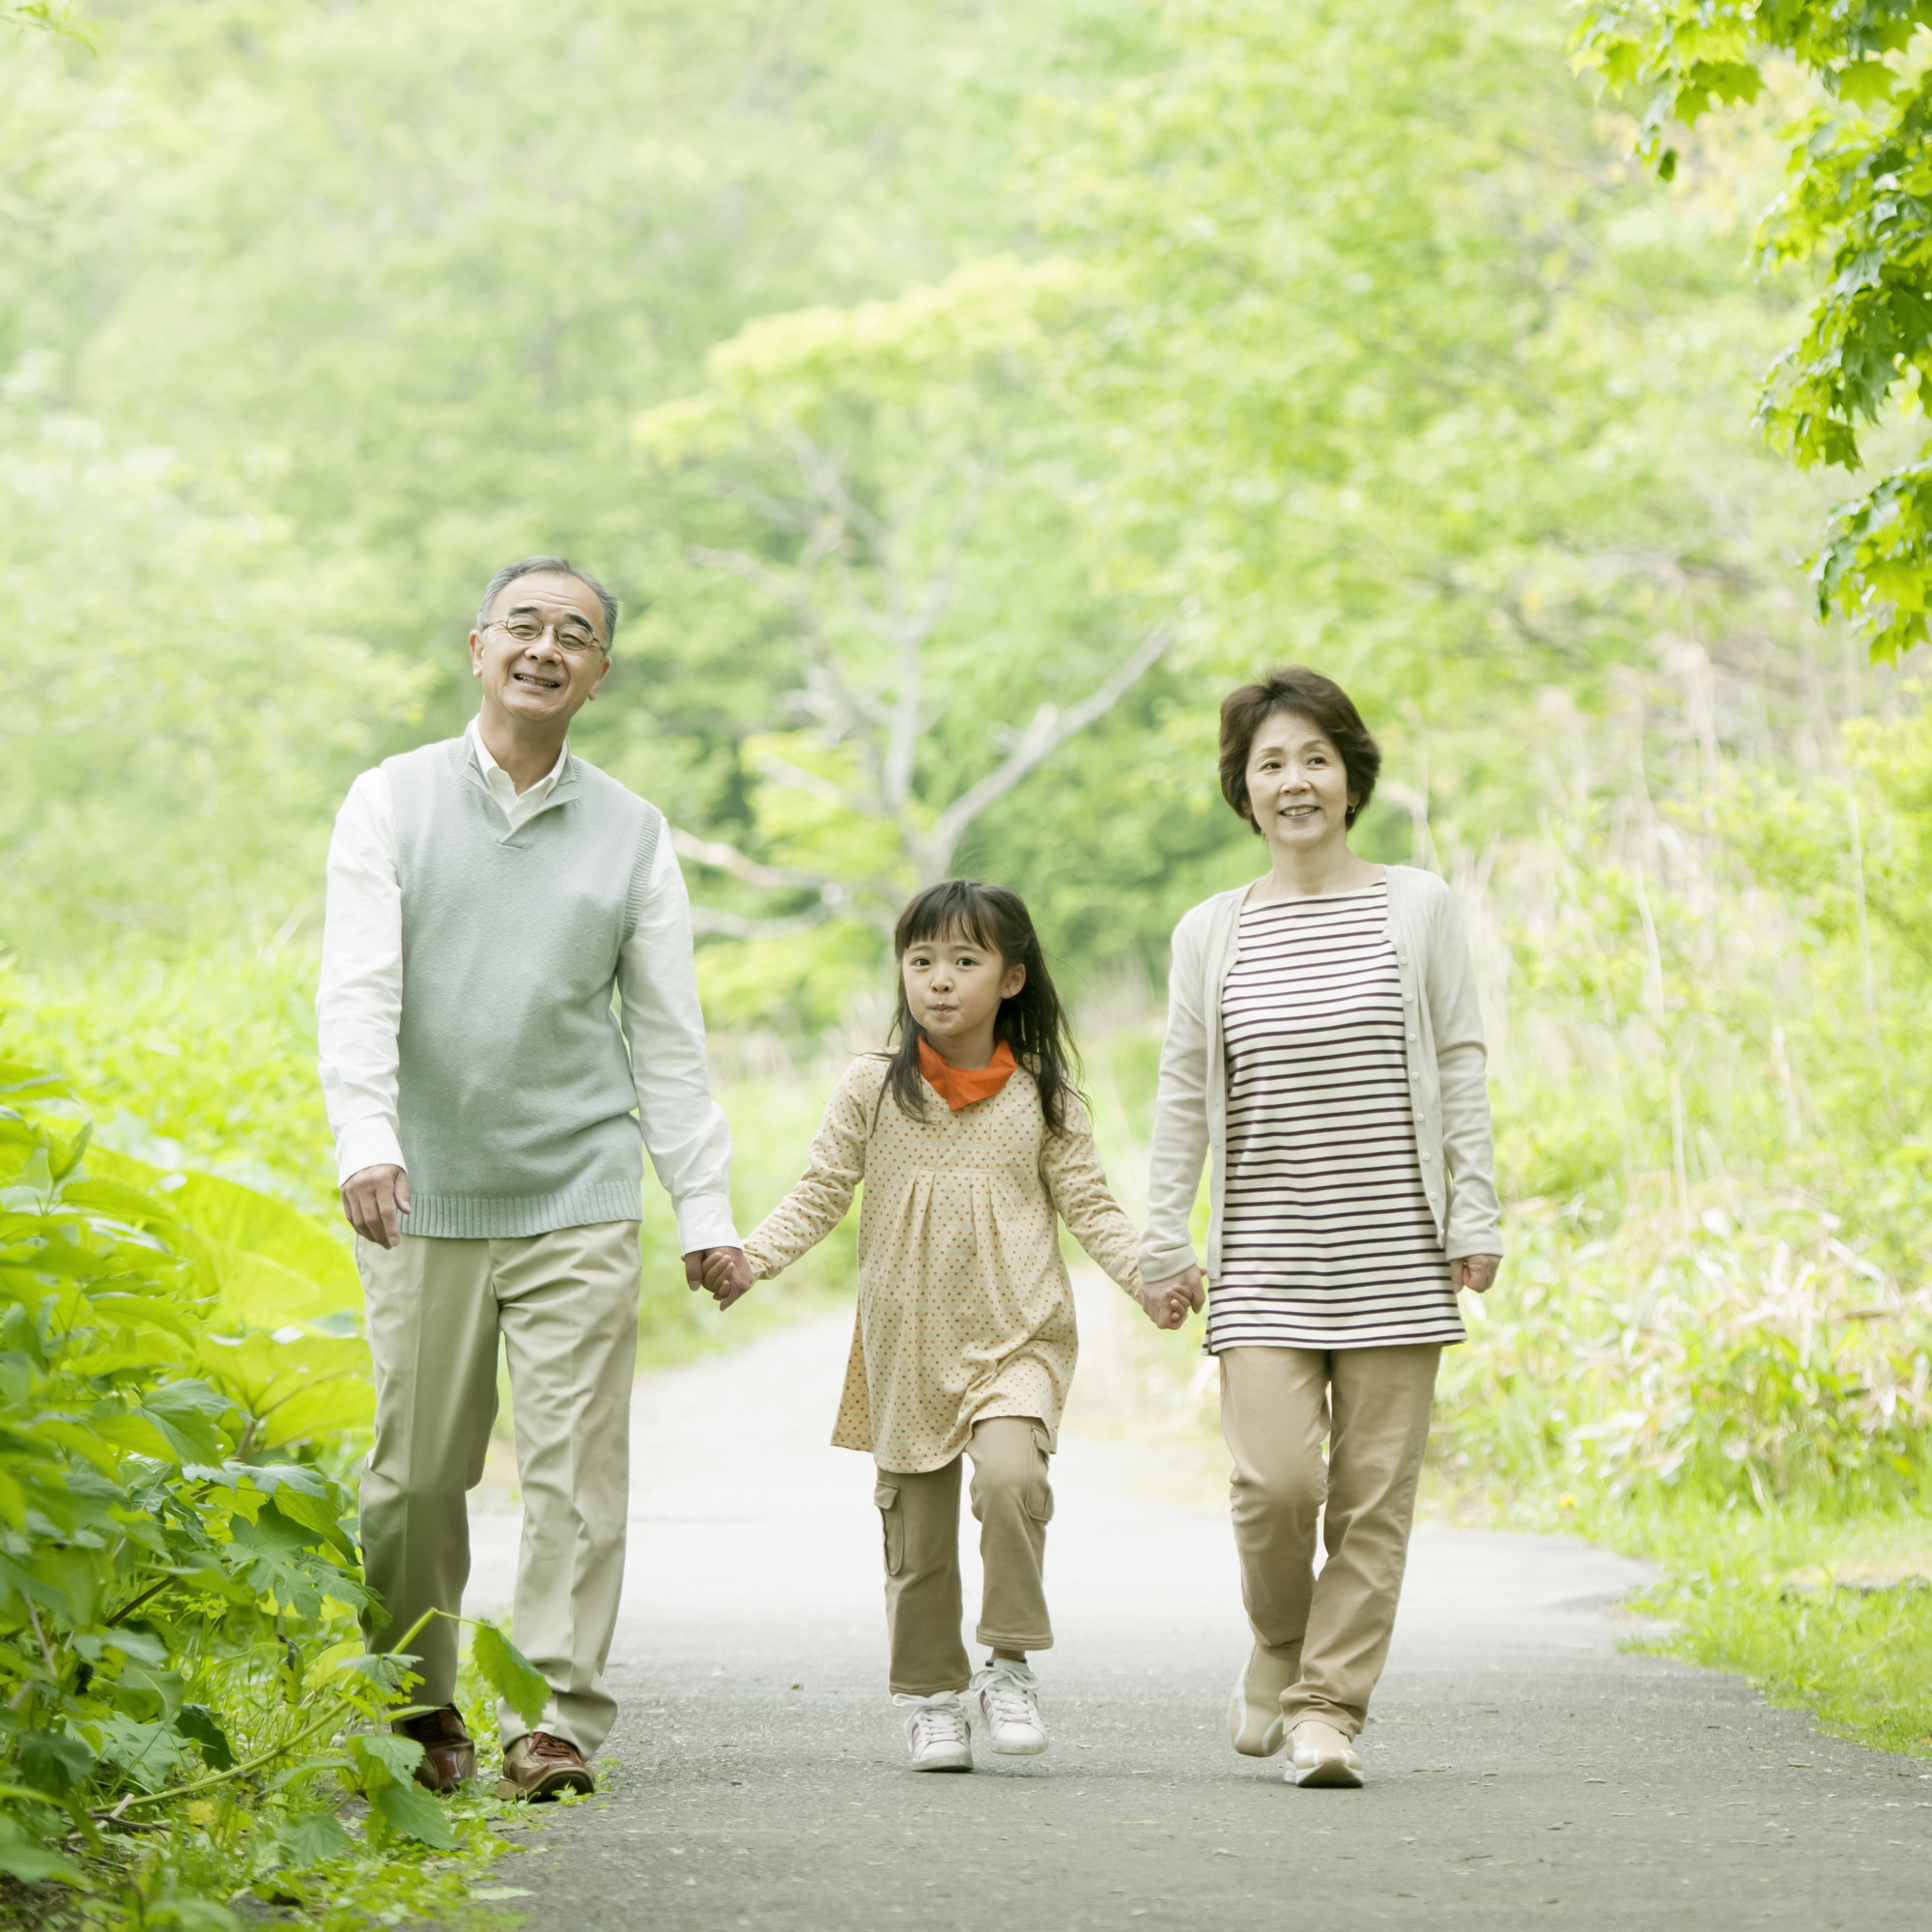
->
xmin=1218 ymin=667 xmax=1381 ymax=833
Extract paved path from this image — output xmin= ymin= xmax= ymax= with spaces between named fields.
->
xmin=466 ymin=1278 xmax=1932 ymax=1929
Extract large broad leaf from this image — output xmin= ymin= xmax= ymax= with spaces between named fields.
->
xmin=0 ymin=1065 xmax=80 ymax=1104
xmin=105 ymin=1660 xmax=187 ymax=1724
xmin=55 ymin=1177 xmax=189 ymax=1243
xmin=137 ymin=1378 xmax=236 ymax=1466
xmin=31 ymin=1547 xmax=107 ymax=1630
xmin=347 ymin=1732 xmax=455 ymax=1849
xmin=253 ymin=1482 xmax=355 ymax=1558
xmin=174 ymin=1704 xmax=234 ymax=1772
xmin=18 ymin=1730 xmax=96 ymax=1797
xmin=273 ymin=1810 xmax=348 ymax=1866
xmin=470 ymin=1621 xmax=551 ymax=1728
xmin=84 ymin=1149 xmax=359 ymax=1324
xmin=350 ymin=1732 xmax=421 ymax=1786
xmin=367 ymin=1776 xmax=456 ymax=1850
xmin=172 ymin=1170 xmax=356 ymax=1293
xmin=226 ymin=1500 xmax=367 ymax=1620
xmin=0 ymin=1832 xmax=85 ymax=1887
xmin=91 ymin=1714 xmax=196 ymax=1794
xmin=86 ymin=1411 xmax=179 ymax=1461
xmin=195 ymin=1330 xmax=372 ymax=1453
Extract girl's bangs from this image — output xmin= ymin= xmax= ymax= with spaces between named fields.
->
xmin=895 ymin=888 xmax=1001 ymax=957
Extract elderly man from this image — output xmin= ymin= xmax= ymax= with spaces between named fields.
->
xmin=318 ymin=554 xmax=749 ymax=1800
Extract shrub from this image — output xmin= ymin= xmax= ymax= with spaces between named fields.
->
xmin=0 ymin=1063 xmax=540 ymax=1923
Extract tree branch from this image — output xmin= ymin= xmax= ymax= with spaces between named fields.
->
xmin=754 ymin=751 xmax=884 ymax=818
xmin=688 ymin=900 xmax=845 ymax=941
xmin=920 ymin=612 xmax=1183 ymax=877
xmin=687 ymin=545 xmax=803 ymax=610
xmin=877 ymin=462 xmax=989 ymax=816
xmin=691 ymin=541 xmax=891 ymax=742
xmin=669 ymin=826 xmax=837 ymax=893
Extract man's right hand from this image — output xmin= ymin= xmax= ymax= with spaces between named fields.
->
xmin=341 ymin=1164 xmax=411 ymax=1248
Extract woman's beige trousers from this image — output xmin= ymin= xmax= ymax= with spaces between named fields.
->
xmin=1219 ymin=1343 xmax=1440 ymax=1740
xmin=873 ymin=1417 xmax=1054 ymax=1696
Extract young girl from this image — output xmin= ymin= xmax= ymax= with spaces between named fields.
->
xmin=706 ymin=879 xmax=1183 ymax=1771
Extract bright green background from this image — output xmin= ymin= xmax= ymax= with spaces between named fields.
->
xmin=5 ymin=7 xmax=1932 ymax=1913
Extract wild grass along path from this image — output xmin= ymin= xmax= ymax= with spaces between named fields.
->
xmin=460 ymin=1275 xmax=1931 ymax=1929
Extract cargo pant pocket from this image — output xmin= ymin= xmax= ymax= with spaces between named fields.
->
xmin=1025 ymin=1427 xmax=1055 ymax=1525
xmin=874 ymin=1481 xmax=903 ymax=1576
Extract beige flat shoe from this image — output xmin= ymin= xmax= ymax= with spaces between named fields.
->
xmin=1287 ymin=1719 xmax=1363 ymax=1787
xmin=1227 ymin=1647 xmax=1296 ymax=1757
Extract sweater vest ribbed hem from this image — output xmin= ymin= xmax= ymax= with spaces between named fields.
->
xmin=398 ymin=1181 xmax=643 ymax=1240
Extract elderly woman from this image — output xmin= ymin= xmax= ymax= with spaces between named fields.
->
xmin=1140 ymin=667 xmax=1501 ymax=1788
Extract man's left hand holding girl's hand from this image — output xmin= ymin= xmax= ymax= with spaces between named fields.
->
xmin=686 ymin=1246 xmax=754 ymax=1311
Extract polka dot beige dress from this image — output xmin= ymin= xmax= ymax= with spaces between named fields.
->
xmin=742 ymin=1053 xmax=1144 ymax=1475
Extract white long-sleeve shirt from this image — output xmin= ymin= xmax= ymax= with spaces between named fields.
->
xmin=316 ymin=720 xmax=740 ymax=1254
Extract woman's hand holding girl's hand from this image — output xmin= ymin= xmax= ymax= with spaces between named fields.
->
xmin=1452 ymin=1254 xmax=1500 ymax=1294
xmin=1138 ymin=1264 xmax=1206 ymax=1330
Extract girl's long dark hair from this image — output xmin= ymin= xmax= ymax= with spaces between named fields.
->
xmin=879 ymin=879 xmax=1081 ymax=1135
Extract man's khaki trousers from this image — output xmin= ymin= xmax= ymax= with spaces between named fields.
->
xmin=874 ymin=1417 xmax=1054 ymax=1696
xmin=356 ymin=1220 xmax=640 ymax=1758
xmin=1220 ymin=1344 xmax=1440 ymax=1740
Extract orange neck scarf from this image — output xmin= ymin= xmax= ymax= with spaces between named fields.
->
xmin=918 ymin=1037 xmax=1017 ymax=1111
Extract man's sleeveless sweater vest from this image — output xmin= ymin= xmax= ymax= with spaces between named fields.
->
xmin=386 ymin=736 xmax=662 ymax=1238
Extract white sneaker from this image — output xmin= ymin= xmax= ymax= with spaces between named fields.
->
xmin=970 ymin=1659 xmax=1047 ymax=1756
xmin=894 ymin=1692 xmax=974 ymax=1772
xmin=1287 ymin=1719 xmax=1363 ymax=1787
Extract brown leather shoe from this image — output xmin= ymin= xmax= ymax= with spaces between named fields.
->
xmin=397 ymin=1704 xmax=476 ymax=1794
xmin=497 ymin=1730 xmax=596 ymax=1802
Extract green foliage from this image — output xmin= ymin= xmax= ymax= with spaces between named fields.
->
xmin=469 ymin=1622 xmax=549 ymax=1730
xmin=0 ymin=956 xmax=339 ymax=1213
xmin=0 ymin=1063 xmax=563 ymax=1924
xmin=0 ymin=1063 xmax=361 ymax=1903
xmin=0 ymin=384 xmax=429 ymax=955
xmin=6 ymin=0 xmax=1846 ymax=1002
xmin=1433 ymin=1197 xmax=1932 ymax=1511
xmin=1577 ymin=1 xmax=1932 ymax=659
xmin=0 ymin=0 xmax=1159 ymax=971
xmin=1629 ymin=1506 xmax=1932 ymax=1759
xmin=0 ymin=3 xmax=92 ymax=46
xmin=7 ymin=0 xmax=1932 ymax=1783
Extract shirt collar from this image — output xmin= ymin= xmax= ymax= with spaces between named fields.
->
xmin=466 ymin=717 xmax=569 ymax=802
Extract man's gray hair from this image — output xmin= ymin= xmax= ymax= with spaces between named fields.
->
xmin=476 ymin=554 xmax=619 ymax=649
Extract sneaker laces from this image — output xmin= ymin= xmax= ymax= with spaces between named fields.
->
xmin=980 ymin=1665 xmax=1037 ymax=1727
xmin=895 ymin=1696 xmax=966 ymax=1747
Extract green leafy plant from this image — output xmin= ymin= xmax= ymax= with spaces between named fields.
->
xmin=1576 ymin=1 xmax=1932 ymax=659
xmin=0 ymin=1062 xmax=546 ymax=1925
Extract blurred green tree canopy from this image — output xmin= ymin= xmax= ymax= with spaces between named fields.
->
xmin=0 ymin=0 xmax=1898 ymax=1029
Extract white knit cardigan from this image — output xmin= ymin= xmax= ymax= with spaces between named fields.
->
xmin=1137 ymin=864 xmax=1503 ymax=1285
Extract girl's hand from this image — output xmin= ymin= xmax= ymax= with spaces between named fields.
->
xmin=1138 ymin=1264 xmax=1205 ymax=1330
xmin=1452 ymin=1254 xmax=1500 ymax=1294
xmin=692 ymin=1246 xmax=754 ymax=1311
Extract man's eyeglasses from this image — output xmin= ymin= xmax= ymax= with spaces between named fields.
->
xmin=484 ymin=617 xmax=606 ymax=656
